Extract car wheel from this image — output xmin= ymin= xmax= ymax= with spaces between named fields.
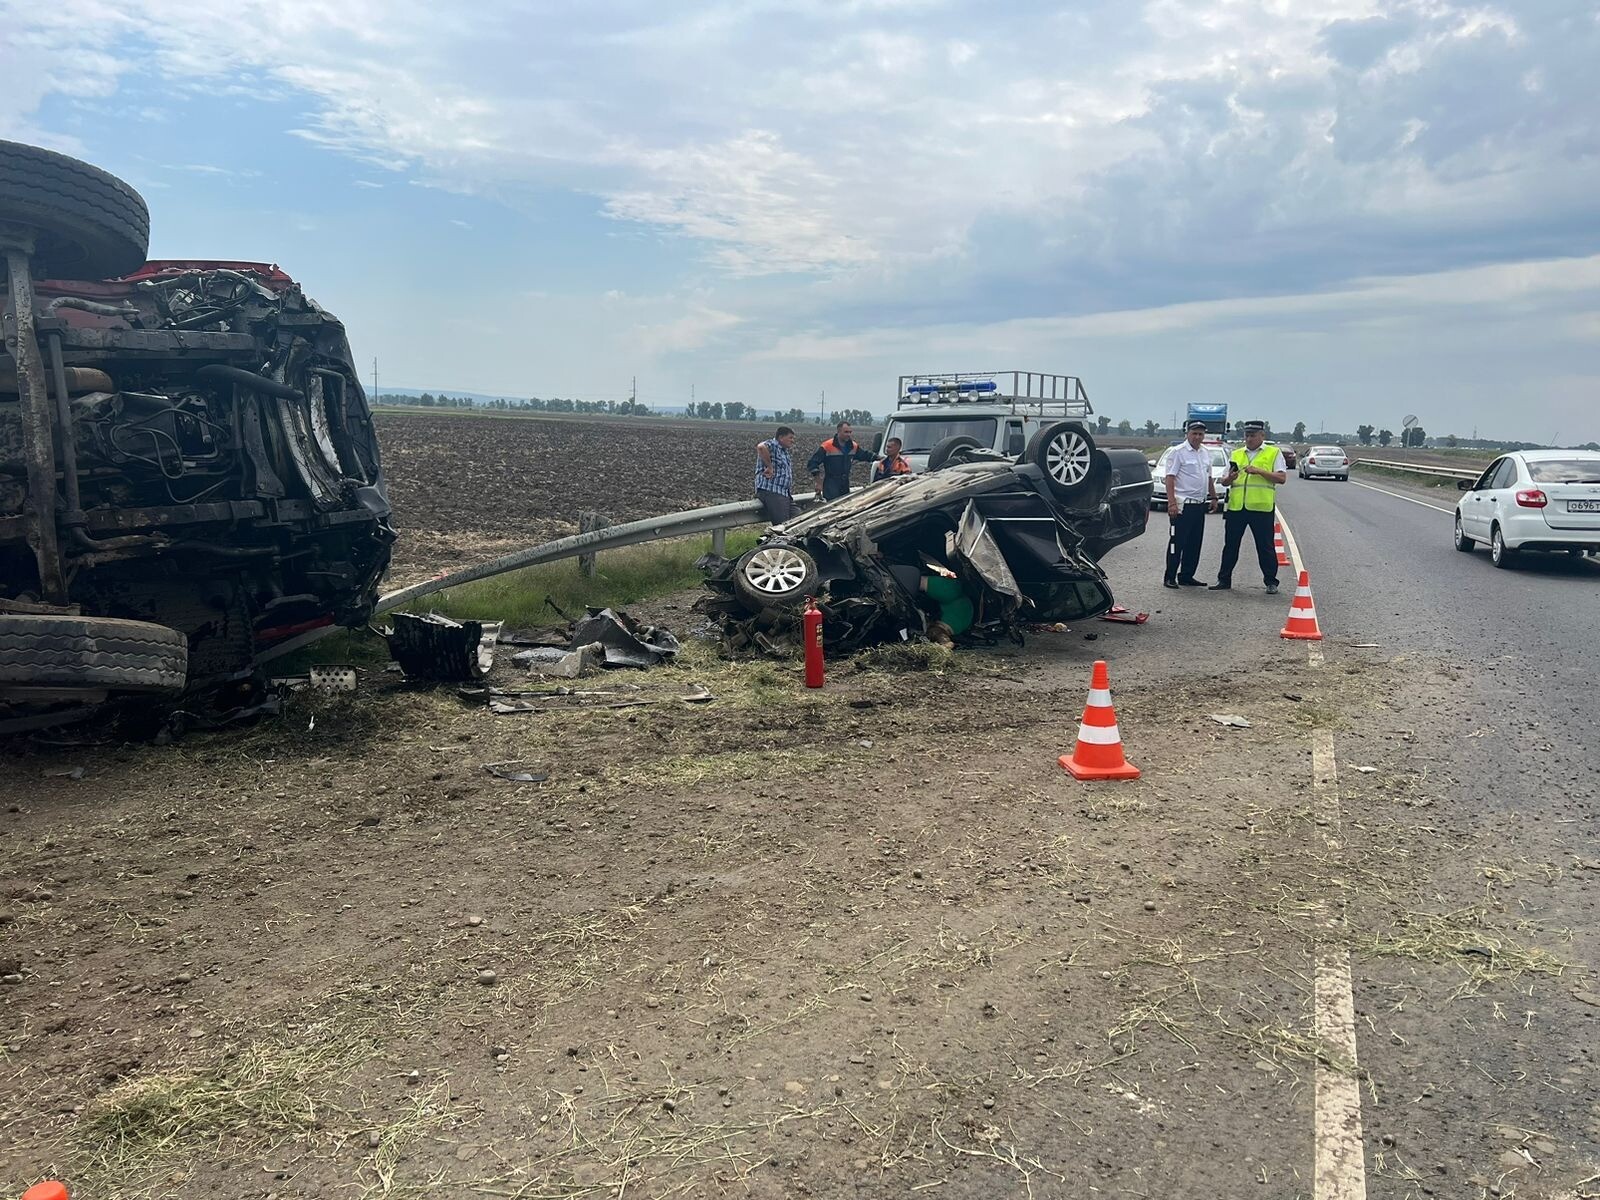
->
xmin=927 ymin=434 xmax=984 ymax=472
xmin=1490 ymin=525 xmax=1518 ymax=569
xmin=1023 ymin=421 xmax=1106 ymax=504
xmin=0 ymin=615 xmax=187 ymax=695
xmin=1453 ymin=514 xmax=1474 ymax=552
xmin=732 ymin=543 xmax=819 ymax=609
xmin=0 ymin=140 xmax=150 ymax=279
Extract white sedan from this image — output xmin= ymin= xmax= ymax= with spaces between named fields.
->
xmin=1299 ymin=445 xmax=1350 ymax=480
xmin=1454 ymin=450 xmax=1600 ymax=567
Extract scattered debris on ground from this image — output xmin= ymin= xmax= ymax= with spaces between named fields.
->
xmin=384 ymin=613 xmax=500 ymax=681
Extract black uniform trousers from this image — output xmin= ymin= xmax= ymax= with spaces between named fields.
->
xmin=1164 ymin=504 xmax=1208 ymax=583
xmin=1217 ymin=508 xmax=1279 ymax=586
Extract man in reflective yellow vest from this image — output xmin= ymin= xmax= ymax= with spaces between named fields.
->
xmin=1211 ymin=420 xmax=1288 ymax=594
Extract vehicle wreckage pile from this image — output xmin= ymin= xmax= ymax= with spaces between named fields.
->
xmin=1 ymin=139 xmax=392 ymax=733
xmin=697 ymin=424 xmax=1153 ymax=653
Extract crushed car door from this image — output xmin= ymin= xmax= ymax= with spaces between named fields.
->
xmin=951 ymin=500 xmax=1022 ymax=606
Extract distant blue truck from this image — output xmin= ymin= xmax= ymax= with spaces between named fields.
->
xmin=1186 ymin=402 xmax=1229 ymax=439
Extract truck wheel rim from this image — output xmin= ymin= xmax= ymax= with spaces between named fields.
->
xmin=744 ymin=547 xmax=809 ymax=594
xmin=1045 ymin=430 xmax=1092 ymax=486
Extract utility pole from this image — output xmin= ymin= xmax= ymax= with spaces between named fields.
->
xmin=819 ymin=389 xmax=825 ymax=425
xmin=630 ymin=375 xmax=637 ymax=415
xmin=372 ymin=357 xmax=378 ymax=403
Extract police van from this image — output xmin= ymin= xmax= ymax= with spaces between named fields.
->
xmin=878 ymin=371 xmax=1107 ymax=503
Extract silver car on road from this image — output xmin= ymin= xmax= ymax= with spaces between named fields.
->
xmin=1454 ymin=450 xmax=1600 ymax=567
xmin=1299 ymin=445 xmax=1350 ymax=480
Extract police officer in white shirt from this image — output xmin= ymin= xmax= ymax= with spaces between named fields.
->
xmin=1162 ymin=420 xmax=1219 ymax=588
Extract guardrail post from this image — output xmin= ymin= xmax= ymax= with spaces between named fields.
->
xmin=710 ymin=527 xmax=727 ymax=557
xmin=578 ymin=511 xmax=610 ymax=577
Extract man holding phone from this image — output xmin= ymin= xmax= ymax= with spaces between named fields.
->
xmin=1212 ymin=420 xmax=1288 ymax=593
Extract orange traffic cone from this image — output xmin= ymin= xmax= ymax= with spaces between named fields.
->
xmin=22 ymin=1183 xmax=69 ymax=1200
xmin=1059 ymin=660 xmax=1141 ymax=780
xmin=1280 ymin=570 xmax=1324 ymax=640
xmin=1273 ymin=521 xmax=1291 ymax=568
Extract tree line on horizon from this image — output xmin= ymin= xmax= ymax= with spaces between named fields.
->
xmin=373 ymin=392 xmax=872 ymax=426
xmin=371 ymin=393 xmax=1591 ymax=451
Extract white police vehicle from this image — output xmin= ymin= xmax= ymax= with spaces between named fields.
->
xmin=878 ymin=371 xmax=1112 ymax=504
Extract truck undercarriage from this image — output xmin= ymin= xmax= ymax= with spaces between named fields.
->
xmin=1 ymin=140 xmax=392 ymax=729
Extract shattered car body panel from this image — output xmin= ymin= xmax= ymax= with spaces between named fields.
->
xmin=2 ymin=260 xmax=394 ymax=696
xmin=699 ymin=452 xmax=1152 ymax=651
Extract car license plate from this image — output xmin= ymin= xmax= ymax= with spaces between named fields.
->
xmin=1570 ymin=500 xmax=1600 ymax=513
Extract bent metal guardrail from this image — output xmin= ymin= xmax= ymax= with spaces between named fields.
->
xmin=1350 ymin=457 xmax=1481 ymax=480
xmin=257 ymin=494 xmax=816 ymax=663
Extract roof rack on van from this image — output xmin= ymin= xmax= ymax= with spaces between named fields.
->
xmin=895 ymin=371 xmax=1093 ymax=419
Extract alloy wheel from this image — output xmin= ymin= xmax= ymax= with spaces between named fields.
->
xmin=741 ymin=546 xmax=812 ymax=595
xmin=1045 ymin=429 xmax=1092 ymax=487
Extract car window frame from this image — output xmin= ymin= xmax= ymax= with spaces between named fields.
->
xmin=1005 ymin=420 xmax=1026 ymax=456
xmin=1475 ymin=458 xmax=1505 ymax=491
xmin=1490 ymin=457 xmax=1519 ymax=490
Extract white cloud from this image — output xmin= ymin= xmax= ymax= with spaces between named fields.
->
xmin=7 ymin=0 xmax=1593 ymax=292
xmin=3 ymin=0 xmax=1598 ymax=437
xmin=744 ymin=252 xmax=1600 ymax=363
xmin=633 ymin=306 xmax=744 ymax=354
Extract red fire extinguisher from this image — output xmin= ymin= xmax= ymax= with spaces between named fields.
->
xmin=803 ymin=596 xmax=825 ymax=688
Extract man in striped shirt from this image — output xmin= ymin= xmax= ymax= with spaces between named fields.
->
xmin=755 ymin=426 xmax=797 ymax=524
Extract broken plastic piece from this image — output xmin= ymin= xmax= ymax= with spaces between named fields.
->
xmin=1208 ymin=713 xmax=1252 ymax=728
xmin=384 ymin=613 xmax=499 ymax=681
xmin=1098 ymin=605 xmax=1149 ymax=624
xmin=570 ymin=608 xmax=681 ymax=668
xmin=483 ymin=761 xmax=549 ymax=783
xmin=309 ymin=665 xmax=357 ymax=692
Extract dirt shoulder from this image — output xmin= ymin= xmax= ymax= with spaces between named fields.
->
xmin=8 ymin=593 xmax=1576 ymax=1198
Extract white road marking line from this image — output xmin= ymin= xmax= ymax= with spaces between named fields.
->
xmin=1278 ymin=509 xmax=1306 ymax=578
xmin=1311 ymin=729 xmax=1366 ymax=1200
xmin=1275 ymin=512 xmax=1365 ymax=1200
xmin=1346 ymin=479 xmax=1456 ymax=514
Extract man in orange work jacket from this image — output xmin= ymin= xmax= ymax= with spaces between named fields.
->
xmin=873 ymin=436 xmax=912 ymax=483
xmin=807 ymin=420 xmax=876 ymax=500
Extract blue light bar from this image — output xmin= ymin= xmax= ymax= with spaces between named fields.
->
xmin=905 ymin=380 xmax=998 ymax=395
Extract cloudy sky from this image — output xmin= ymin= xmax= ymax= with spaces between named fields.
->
xmin=3 ymin=0 xmax=1597 ymax=440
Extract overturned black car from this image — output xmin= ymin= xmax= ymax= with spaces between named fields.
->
xmin=699 ymin=422 xmax=1153 ymax=651
xmin=1 ymin=140 xmax=392 ymax=729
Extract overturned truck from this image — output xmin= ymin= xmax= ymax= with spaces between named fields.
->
xmin=1 ymin=140 xmax=392 ymax=729
xmin=700 ymin=421 xmax=1153 ymax=652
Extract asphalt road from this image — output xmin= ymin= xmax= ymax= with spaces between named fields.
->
xmin=1279 ymin=475 xmax=1600 ymax=1198
xmin=1059 ymin=476 xmax=1600 ymax=1197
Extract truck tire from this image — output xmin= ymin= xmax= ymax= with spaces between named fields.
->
xmin=0 ymin=615 xmax=187 ymax=693
xmin=0 ymin=140 xmax=150 ymax=280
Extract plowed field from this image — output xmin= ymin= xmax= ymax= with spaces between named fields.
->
xmin=373 ymin=411 xmax=842 ymax=586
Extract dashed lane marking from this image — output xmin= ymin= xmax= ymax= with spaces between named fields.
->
xmin=1273 ymin=511 xmax=1367 ymax=1200
xmin=1345 ymin=478 xmax=1456 ymax=515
